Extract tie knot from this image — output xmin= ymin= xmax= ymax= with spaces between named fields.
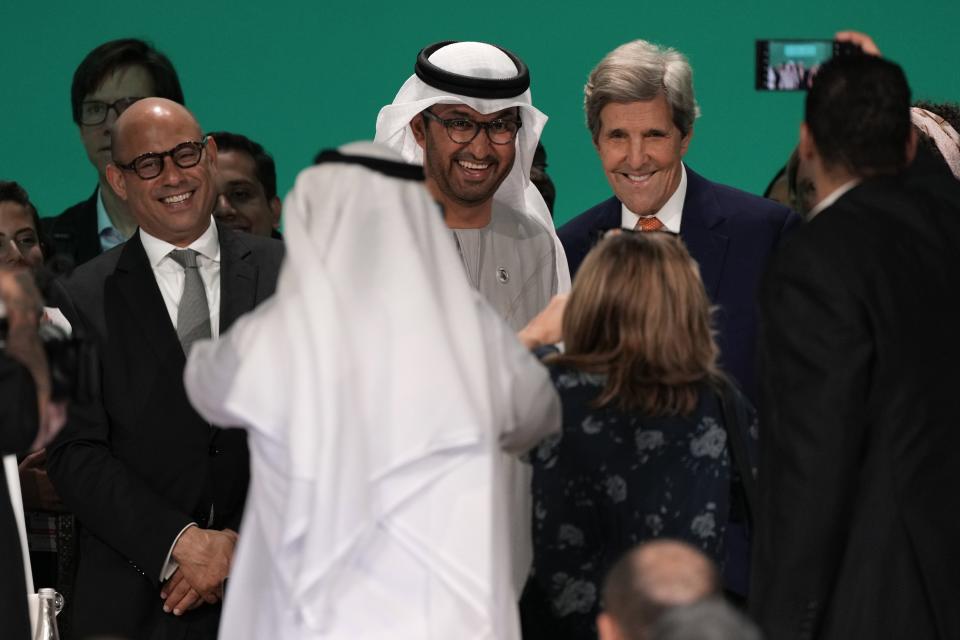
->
xmin=169 ymin=248 xmax=200 ymax=269
xmin=635 ymin=216 xmax=665 ymax=232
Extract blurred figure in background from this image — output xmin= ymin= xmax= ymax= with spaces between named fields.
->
xmin=208 ymin=131 xmax=283 ymax=239
xmin=597 ymin=541 xmax=721 ymax=640
xmin=1 ymin=180 xmax=76 ymax=637
xmin=530 ymin=142 xmax=557 ymax=216
xmin=649 ymin=598 xmax=762 ymax=640
xmin=44 ymin=38 xmax=185 ymax=269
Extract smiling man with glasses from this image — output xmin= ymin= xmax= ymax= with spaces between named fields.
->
xmin=42 ymin=38 xmax=185 ymax=270
xmin=45 ymin=98 xmax=283 ymax=640
xmin=377 ymin=41 xmax=569 ymax=334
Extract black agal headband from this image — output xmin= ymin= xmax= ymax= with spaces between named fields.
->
xmin=313 ymin=149 xmax=424 ymax=182
xmin=414 ymin=41 xmax=530 ymax=99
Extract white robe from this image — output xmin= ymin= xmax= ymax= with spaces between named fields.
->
xmin=184 ymin=142 xmax=560 ymax=639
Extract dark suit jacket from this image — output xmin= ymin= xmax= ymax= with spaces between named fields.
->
xmin=751 ymin=175 xmax=960 ymax=640
xmin=42 ymin=189 xmax=102 ymax=268
xmin=1 ymin=355 xmax=38 ymax=640
xmin=558 ymin=167 xmax=800 ymax=402
xmin=47 ymin=222 xmax=284 ymax=639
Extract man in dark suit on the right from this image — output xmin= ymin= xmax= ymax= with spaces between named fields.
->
xmin=751 ymin=54 xmax=960 ymax=639
xmin=559 ymin=39 xmax=799 ymax=406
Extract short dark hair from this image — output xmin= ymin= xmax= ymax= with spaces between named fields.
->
xmin=71 ymin=38 xmax=184 ymax=126
xmin=0 ymin=180 xmax=49 ymax=258
xmin=805 ymin=54 xmax=912 ymax=176
xmin=207 ymin=131 xmax=278 ymax=200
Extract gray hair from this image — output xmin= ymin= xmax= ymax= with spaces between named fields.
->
xmin=585 ymin=39 xmax=700 ymax=142
xmin=650 ymin=598 xmax=763 ymax=640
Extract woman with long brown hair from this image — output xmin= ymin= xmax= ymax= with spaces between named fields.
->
xmin=521 ymin=232 xmax=756 ymax=640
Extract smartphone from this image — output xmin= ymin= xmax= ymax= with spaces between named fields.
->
xmin=756 ymin=39 xmax=861 ymax=91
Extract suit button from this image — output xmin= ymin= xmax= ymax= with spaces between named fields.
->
xmin=209 ymin=444 xmax=220 ymax=455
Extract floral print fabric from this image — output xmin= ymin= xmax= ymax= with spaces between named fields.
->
xmin=526 ymin=364 xmax=756 ymax=639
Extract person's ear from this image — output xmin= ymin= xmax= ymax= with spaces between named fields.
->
xmin=679 ymin=125 xmax=694 ymax=157
xmin=105 ymin=164 xmax=128 ymax=200
xmin=596 ymin=612 xmax=624 ymax=640
xmin=905 ymin=126 xmax=919 ymax=166
xmin=206 ymin=135 xmax=219 ymax=169
xmin=798 ymin=122 xmax=816 ymax=161
xmin=269 ymin=196 xmax=282 ymax=229
xmin=410 ymin=114 xmax=428 ymax=150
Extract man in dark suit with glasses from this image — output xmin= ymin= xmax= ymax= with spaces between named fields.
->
xmin=47 ymin=98 xmax=283 ymax=639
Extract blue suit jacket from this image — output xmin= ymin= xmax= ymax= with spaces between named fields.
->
xmin=558 ymin=167 xmax=800 ymax=403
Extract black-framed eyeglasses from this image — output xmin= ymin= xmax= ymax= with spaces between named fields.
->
xmin=422 ymin=110 xmax=522 ymax=145
xmin=115 ymin=138 xmax=208 ymax=180
xmin=79 ymin=97 xmax=144 ymax=126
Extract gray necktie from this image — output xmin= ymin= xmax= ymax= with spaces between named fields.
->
xmin=168 ymin=249 xmax=211 ymax=354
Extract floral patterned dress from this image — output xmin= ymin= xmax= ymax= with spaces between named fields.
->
xmin=523 ymin=363 xmax=757 ymax=640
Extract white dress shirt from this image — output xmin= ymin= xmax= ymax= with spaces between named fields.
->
xmin=621 ymin=163 xmax=688 ymax=232
xmin=807 ymin=179 xmax=861 ymax=220
xmin=139 ymin=218 xmax=221 ymax=340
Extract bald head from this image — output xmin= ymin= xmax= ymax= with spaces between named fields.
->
xmin=105 ymin=97 xmax=219 ymax=247
xmin=598 ymin=541 xmax=719 ymax=640
xmin=111 ymin=98 xmax=201 ymax=161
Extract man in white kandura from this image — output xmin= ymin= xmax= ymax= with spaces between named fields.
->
xmin=184 ymin=142 xmax=561 ymax=639
xmin=376 ymin=40 xmax=570 ymax=332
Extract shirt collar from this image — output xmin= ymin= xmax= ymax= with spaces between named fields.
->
xmin=807 ymin=179 xmax=861 ymax=220
xmin=96 ymin=187 xmax=128 ymax=250
xmin=139 ymin=217 xmax=220 ymax=268
xmin=620 ymin=163 xmax=687 ymax=233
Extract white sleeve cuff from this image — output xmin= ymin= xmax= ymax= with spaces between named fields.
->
xmin=161 ymin=522 xmax=197 ymax=582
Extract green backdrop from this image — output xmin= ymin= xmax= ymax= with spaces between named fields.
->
xmin=2 ymin=0 xmax=958 ymax=226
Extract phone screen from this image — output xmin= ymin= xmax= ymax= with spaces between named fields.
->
xmin=756 ymin=40 xmax=855 ymax=91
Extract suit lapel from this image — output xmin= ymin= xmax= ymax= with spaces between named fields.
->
xmin=599 ymin=197 xmax=622 ymax=229
xmin=679 ymin=168 xmax=728 ymax=299
xmin=113 ymin=233 xmax=184 ymax=365
xmin=218 ymin=224 xmax=259 ymax=334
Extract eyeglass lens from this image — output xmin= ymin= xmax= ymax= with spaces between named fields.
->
xmin=80 ymin=97 xmax=143 ymax=126
xmin=445 ymin=118 xmax=519 ymax=144
xmin=132 ymin=143 xmax=204 ymax=179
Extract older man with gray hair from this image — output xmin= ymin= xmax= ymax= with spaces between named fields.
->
xmin=558 ymin=40 xmax=798 ymax=602
xmin=558 ymin=38 xmax=798 ymax=406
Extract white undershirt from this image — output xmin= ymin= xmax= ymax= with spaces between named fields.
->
xmin=621 ymin=163 xmax=688 ymax=233
xmin=138 ymin=218 xmax=221 ymax=339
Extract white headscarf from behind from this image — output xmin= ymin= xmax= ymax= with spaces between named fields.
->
xmin=202 ymin=142 xmax=504 ymax=632
xmin=375 ymin=41 xmax=570 ymax=292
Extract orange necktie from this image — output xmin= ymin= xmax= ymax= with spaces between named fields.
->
xmin=635 ymin=216 xmax=664 ymax=232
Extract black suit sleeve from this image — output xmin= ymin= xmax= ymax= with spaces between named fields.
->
xmin=750 ymin=236 xmax=872 ymax=639
xmin=0 ymin=352 xmax=38 ymax=454
xmin=46 ymin=283 xmax=192 ymax=584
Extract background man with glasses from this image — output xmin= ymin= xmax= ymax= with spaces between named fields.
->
xmin=45 ymin=98 xmax=283 ymax=639
xmin=43 ymin=38 xmax=185 ymax=270
xmin=376 ymin=40 xmax=569 ymax=333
